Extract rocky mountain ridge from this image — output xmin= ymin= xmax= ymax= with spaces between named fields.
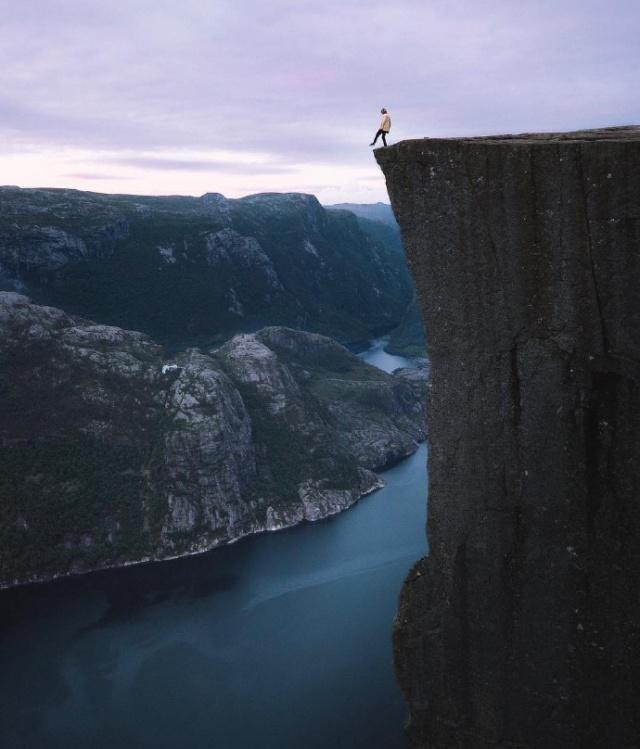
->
xmin=0 ymin=187 xmax=415 ymax=351
xmin=327 ymin=202 xmax=398 ymax=228
xmin=0 ymin=291 xmax=426 ymax=589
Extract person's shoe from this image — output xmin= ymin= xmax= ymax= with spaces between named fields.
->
xmin=369 ymin=142 xmax=375 ymax=146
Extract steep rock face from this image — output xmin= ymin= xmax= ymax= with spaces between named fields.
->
xmin=375 ymin=128 xmax=640 ymax=748
xmin=204 ymin=227 xmax=283 ymax=297
xmin=159 ymin=349 xmax=257 ymax=541
xmin=0 ymin=293 xmax=426 ymax=588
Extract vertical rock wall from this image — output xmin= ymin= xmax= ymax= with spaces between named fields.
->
xmin=375 ymin=128 xmax=640 ymax=748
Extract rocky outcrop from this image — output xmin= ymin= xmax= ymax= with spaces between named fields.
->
xmin=375 ymin=127 xmax=640 ymax=747
xmin=204 ymin=228 xmax=283 ymax=293
xmin=0 ymin=292 xmax=426 ymax=588
xmin=0 ymin=187 xmax=413 ymax=348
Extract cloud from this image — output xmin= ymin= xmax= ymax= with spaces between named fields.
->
xmin=109 ymin=155 xmax=293 ymax=175
xmin=1 ymin=0 xmax=638 ymax=201
xmin=62 ymin=172 xmax=128 ymax=180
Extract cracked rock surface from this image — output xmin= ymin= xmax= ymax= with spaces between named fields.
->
xmin=375 ymin=127 xmax=640 ymax=748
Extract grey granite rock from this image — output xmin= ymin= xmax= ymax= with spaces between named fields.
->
xmin=375 ymin=127 xmax=640 ymax=748
xmin=204 ymin=227 xmax=283 ymax=292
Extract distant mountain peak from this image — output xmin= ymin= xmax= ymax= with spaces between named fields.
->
xmin=326 ymin=201 xmax=398 ymax=228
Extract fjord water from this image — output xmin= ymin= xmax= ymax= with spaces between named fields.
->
xmin=0 ymin=344 xmax=427 ymax=749
xmin=355 ymin=335 xmax=415 ymax=374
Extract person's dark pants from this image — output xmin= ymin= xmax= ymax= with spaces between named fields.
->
xmin=372 ymin=129 xmax=388 ymax=146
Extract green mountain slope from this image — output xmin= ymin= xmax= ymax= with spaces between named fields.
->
xmin=0 ymin=188 xmax=414 ymax=351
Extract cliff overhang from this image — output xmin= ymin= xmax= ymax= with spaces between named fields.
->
xmin=376 ymin=127 xmax=640 ymax=748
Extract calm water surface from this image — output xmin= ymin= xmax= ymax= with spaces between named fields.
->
xmin=355 ymin=336 xmax=415 ymax=374
xmin=0 ymin=343 xmax=427 ymax=749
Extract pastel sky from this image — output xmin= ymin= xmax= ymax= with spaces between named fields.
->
xmin=1 ymin=0 xmax=638 ymax=202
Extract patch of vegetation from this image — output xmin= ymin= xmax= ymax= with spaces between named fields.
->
xmin=234 ymin=378 xmax=361 ymax=505
xmin=0 ymin=441 xmax=151 ymax=583
xmin=385 ymin=296 xmax=427 ymax=357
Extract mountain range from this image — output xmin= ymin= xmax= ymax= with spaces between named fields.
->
xmin=0 ymin=292 xmax=426 ymax=587
xmin=0 ymin=187 xmax=428 ymax=587
xmin=0 ymin=187 xmax=422 ymax=354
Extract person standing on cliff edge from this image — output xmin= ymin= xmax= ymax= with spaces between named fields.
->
xmin=370 ymin=108 xmax=391 ymax=147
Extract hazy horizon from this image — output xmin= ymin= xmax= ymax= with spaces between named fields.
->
xmin=2 ymin=0 xmax=639 ymax=202
xmin=0 ymin=182 xmax=393 ymax=206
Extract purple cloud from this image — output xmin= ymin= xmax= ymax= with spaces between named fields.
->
xmin=62 ymin=172 xmax=129 ymax=180
xmin=1 ymin=0 xmax=638 ymax=200
xmin=109 ymin=156 xmax=293 ymax=174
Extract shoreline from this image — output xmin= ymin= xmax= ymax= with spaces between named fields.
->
xmin=0 ymin=439 xmax=424 ymax=592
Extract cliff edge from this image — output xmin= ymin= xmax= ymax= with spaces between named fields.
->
xmin=375 ymin=127 xmax=640 ymax=748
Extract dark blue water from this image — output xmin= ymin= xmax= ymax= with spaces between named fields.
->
xmin=0 ymin=344 xmax=427 ymax=749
